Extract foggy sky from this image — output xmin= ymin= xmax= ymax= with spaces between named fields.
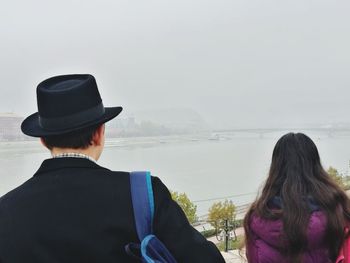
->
xmin=1 ymin=0 xmax=350 ymax=128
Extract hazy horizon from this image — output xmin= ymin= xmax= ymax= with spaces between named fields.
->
xmin=1 ymin=0 xmax=350 ymax=129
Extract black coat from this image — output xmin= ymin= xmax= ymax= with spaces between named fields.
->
xmin=0 ymin=158 xmax=225 ymax=263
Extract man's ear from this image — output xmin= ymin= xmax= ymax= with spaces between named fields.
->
xmin=92 ymin=124 xmax=105 ymax=146
xmin=40 ymin=138 xmax=48 ymax=148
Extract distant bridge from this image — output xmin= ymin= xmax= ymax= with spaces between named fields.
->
xmin=213 ymin=127 xmax=350 ymax=138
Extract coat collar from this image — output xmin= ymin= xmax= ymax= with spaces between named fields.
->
xmin=269 ymin=196 xmax=320 ymax=212
xmin=34 ymin=157 xmax=108 ymax=177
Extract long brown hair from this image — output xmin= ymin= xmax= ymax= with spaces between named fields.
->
xmin=244 ymin=133 xmax=350 ymax=262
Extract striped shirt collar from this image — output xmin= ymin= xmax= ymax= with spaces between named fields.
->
xmin=52 ymin=152 xmax=97 ymax=164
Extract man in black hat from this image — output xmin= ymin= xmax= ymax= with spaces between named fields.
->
xmin=0 ymin=74 xmax=225 ymax=263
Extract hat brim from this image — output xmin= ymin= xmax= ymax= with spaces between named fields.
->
xmin=21 ymin=106 xmax=123 ymax=137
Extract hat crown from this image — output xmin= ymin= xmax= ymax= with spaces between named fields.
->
xmin=37 ymin=74 xmax=102 ymax=118
xmin=46 ymin=79 xmax=81 ymax=91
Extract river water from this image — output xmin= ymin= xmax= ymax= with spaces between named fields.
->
xmin=1 ymin=131 xmax=349 ymax=216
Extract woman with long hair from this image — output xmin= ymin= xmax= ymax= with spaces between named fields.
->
xmin=244 ymin=133 xmax=350 ymax=263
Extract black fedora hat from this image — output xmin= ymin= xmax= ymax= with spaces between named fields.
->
xmin=21 ymin=74 xmax=122 ymax=137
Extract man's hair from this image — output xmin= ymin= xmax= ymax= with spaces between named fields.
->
xmin=42 ymin=124 xmax=101 ymax=150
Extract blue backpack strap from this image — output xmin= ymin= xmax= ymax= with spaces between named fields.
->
xmin=129 ymin=171 xmax=155 ymax=240
xmin=127 ymin=172 xmax=178 ymax=263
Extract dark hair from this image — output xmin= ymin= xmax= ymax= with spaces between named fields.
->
xmin=244 ymin=133 xmax=350 ymax=262
xmin=42 ymin=124 xmax=101 ymax=150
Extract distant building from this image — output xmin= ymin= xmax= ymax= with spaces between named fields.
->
xmin=105 ymin=117 xmax=139 ymax=137
xmin=0 ymin=113 xmax=25 ymax=141
xmin=108 ymin=117 xmax=137 ymax=129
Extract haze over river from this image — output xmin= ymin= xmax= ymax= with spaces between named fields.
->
xmin=1 ymin=131 xmax=349 ymax=216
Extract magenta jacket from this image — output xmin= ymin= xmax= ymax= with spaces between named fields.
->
xmin=246 ymin=211 xmax=332 ymax=263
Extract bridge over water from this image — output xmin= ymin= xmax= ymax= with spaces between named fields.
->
xmin=213 ymin=127 xmax=350 ymax=138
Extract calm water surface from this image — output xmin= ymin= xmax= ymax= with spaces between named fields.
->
xmin=1 ymin=132 xmax=349 ymax=215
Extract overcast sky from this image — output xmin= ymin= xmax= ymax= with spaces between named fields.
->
xmin=1 ymin=0 xmax=350 ymax=128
